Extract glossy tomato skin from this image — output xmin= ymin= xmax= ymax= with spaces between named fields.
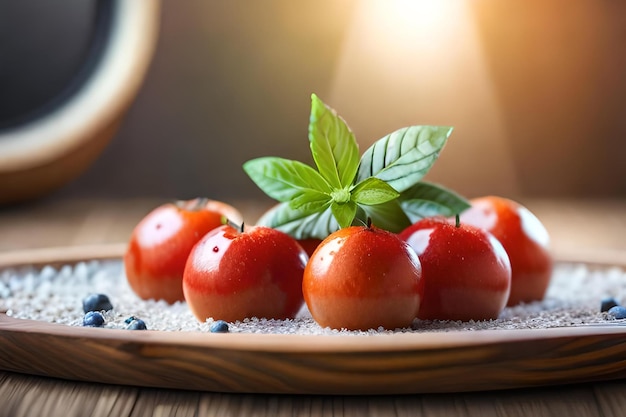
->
xmin=183 ymin=225 xmax=308 ymax=322
xmin=124 ymin=199 xmax=242 ymax=304
xmin=459 ymin=196 xmax=553 ymax=306
xmin=399 ymin=217 xmax=511 ymax=321
xmin=303 ymin=225 xmax=424 ymax=331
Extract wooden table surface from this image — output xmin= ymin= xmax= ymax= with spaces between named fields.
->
xmin=1 ymin=196 xmax=626 ymax=417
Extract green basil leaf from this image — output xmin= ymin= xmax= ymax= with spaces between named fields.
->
xmin=289 ymin=191 xmax=332 ymax=213
xmin=399 ymin=181 xmax=471 ymax=222
xmin=256 ymin=202 xmax=339 ymax=240
xmin=355 ymin=200 xmax=412 ymax=233
xmin=351 ymin=177 xmax=400 ymax=205
xmin=243 ymin=157 xmax=331 ymax=202
xmin=331 ymin=201 xmax=357 ymax=229
xmin=256 ymin=202 xmax=309 ymax=227
xmin=244 ymin=96 xmax=466 ymax=239
xmin=356 ymin=126 xmax=453 ymax=193
xmin=309 ymin=94 xmax=360 ymax=189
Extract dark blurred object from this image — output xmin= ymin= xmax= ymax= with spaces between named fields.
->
xmin=0 ymin=2 xmax=98 ymax=129
xmin=0 ymin=0 xmax=160 ymax=205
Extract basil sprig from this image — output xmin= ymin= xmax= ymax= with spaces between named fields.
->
xmin=243 ymin=94 xmax=470 ymax=239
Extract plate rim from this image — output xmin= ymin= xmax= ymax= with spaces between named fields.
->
xmin=3 ymin=312 xmax=626 ymax=353
xmin=2 ymin=245 xmax=626 ymax=394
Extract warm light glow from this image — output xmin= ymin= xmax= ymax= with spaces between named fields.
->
xmin=328 ymin=0 xmax=520 ymax=197
xmin=362 ymin=0 xmax=456 ymax=53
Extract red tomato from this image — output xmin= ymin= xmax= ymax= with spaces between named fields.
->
xmin=459 ymin=196 xmax=553 ymax=306
xmin=182 ymin=224 xmax=307 ymax=322
xmin=303 ymin=224 xmax=424 ymax=331
xmin=399 ymin=217 xmax=511 ymax=321
xmin=124 ymin=198 xmax=242 ymax=304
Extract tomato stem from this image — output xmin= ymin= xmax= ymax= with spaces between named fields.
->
xmin=367 ymin=217 xmax=372 ymax=229
xmin=225 ymin=218 xmax=245 ymax=233
xmin=455 ymin=213 xmax=460 ymax=228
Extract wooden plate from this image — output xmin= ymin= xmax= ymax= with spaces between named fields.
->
xmin=1 ymin=245 xmax=626 ymax=395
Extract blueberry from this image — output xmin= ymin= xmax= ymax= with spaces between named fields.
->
xmin=210 ymin=320 xmax=229 ymax=333
xmin=83 ymin=311 xmax=105 ymax=327
xmin=124 ymin=316 xmax=137 ymax=324
xmin=83 ymin=294 xmax=113 ymax=313
xmin=601 ymin=297 xmax=619 ymax=312
xmin=607 ymin=306 xmax=626 ymax=320
xmin=126 ymin=318 xmax=147 ymax=330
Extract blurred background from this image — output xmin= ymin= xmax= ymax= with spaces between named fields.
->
xmin=3 ymin=0 xmax=626 ymax=205
xmin=1 ymin=0 xmax=626 ymax=255
xmin=0 ymin=0 xmax=626 ymax=203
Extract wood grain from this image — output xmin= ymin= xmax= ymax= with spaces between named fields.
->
xmin=0 ymin=243 xmax=125 ymax=269
xmin=3 ymin=308 xmax=626 ymax=395
xmin=4 ymin=368 xmax=624 ymax=417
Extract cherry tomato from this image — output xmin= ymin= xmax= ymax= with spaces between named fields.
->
xmin=124 ymin=198 xmax=242 ymax=304
xmin=183 ymin=224 xmax=307 ymax=322
xmin=459 ymin=196 xmax=553 ymax=306
xmin=303 ymin=223 xmax=424 ymax=331
xmin=399 ymin=217 xmax=511 ymax=321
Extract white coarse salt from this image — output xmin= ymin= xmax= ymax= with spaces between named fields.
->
xmin=1 ymin=260 xmax=625 ymax=335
